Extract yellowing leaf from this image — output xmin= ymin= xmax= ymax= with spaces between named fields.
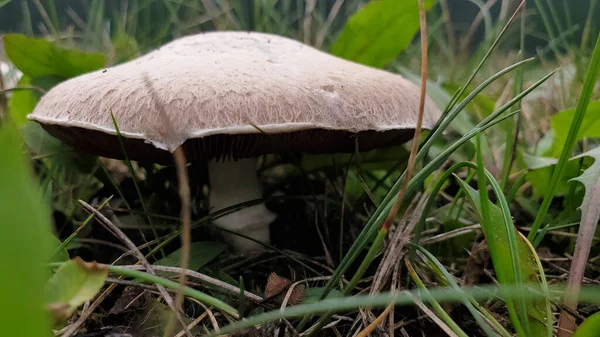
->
xmin=45 ymin=258 xmax=108 ymax=325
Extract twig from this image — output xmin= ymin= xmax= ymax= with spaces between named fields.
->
xmin=370 ymin=195 xmax=425 ymax=293
xmin=165 ymin=146 xmax=192 ymax=337
xmin=175 ymin=310 xmax=209 ymax=337
xmin=405 ymin=291 xmax=459 ymax=337
xmin=381 ymin=0 xmax=429 ymax=232
xmin=355 ymin=300 xmax=394 ymax=337
xmin=119 ymin=265 xmax=264 ymax=303
xmin=279 ymin=276 xmax=331 ymax=311
xmin=140 ymin=75 xmax=193 ymax=337
xmin=78 ymin=200 xmax=192 ymax=337
xmin=188 ymin=300 xmax=220 ymax=334
xmin=420 ymin=224 xmax=482 ymax=245
xmin=59 ymin=283 xmax=119 ymax=337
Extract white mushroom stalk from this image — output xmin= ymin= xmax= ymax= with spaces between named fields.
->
xmin=208 ymin=158 xmax=277 ymax=253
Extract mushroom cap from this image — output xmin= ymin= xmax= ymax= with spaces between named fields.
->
xmin=28 ymin=31 xmax=442 ymax=164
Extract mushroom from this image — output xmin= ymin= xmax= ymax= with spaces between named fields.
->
xmin=27 ymin=31 xmax=441 ymax=254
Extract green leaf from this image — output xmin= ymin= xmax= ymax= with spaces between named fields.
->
xmin=0 ymin=118 xmax=54 ymax=337
xmin=456 ymin=178 xmax=550 ymax=336
xmin=154 ymin=241 xmax=226 ymax=271
xmin=331 ymin=0 xmax=434 ymax=68
xmin=45 ymin=257 xmax=108 ymax=325
xmin=547 ymin=101 xmax=600 ymax=157
xmin=523 ymin=152 xmax=587 ymax=197
xmin=573 ymin=311 xmax=600 ymax=337
xmin=3 ymin=33 xmax=106 ymax=78
xmin=7 ymin=76 xmax=40 ymax=126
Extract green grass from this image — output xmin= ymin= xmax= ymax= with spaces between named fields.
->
xmin=1 ymin=1 xmax=600 ymax=336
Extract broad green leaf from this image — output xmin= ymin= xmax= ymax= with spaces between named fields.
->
xmin=573 ymin=311 xmax=600 ymax=337
xmin=0 ymin=118 xmax=54 ymax=337
xmin=3 ymin=33 xmax=106 ymax=78
xmin=456 ymin=179 xmax=550 ymax=336
xmin=154 ymin=241 xmax=226 ymax=271
xmin=547 ymin=101 xmax=600 ymax=157
xmin=45 ymin=257 xmax=108 ymax=325
xmin=331 ymin=0 xmax=434 ymax=68
xmin=8 ymin=76 xmax=39 ymax=126
xmin=522 ymin=152 xmax=558 ymax=170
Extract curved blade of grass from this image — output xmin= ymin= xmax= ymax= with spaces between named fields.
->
xmin=499 ymin=5 xmax=527 ymax=191
xmin=50 ymin=196 xmax=112 ymax=261
xmin=474 ymin=132 xmax=529 ymax=337
xmin=410 ymin=244 xmax=496 ymax=336
xmin=405 ymin=258 xmax=469 ymax=337
xmin=48 ymin=261 xmax=238 ymax=317
xmin=207 ymin=283 xmax=600 ymax=337
xmin=442 ymin=1 xmax=526 ymax=115
xmin=421 ymin=57 xmax=534 ymax=158
xmin=110 ymin=112 xmax=161 ymax=251
xmin=528 ymin=34 xmax=600 ymax=243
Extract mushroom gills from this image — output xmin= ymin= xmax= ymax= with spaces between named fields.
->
xmin=208 ymin=157 xmax=277 ymax=253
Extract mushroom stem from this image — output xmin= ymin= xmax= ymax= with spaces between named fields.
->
xmin=207 ymin=157 xmax=277 ymax=253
